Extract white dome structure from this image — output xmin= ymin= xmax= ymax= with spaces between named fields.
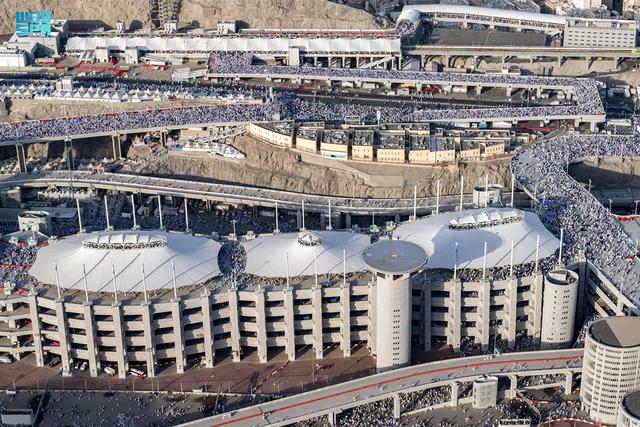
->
xmin=242 ymin=230 xmax=370 ymax=277
xmin=393 ymin=208 xmax=559 ymax=269
xmin=29 ymin=230 xmax=222 ymax=293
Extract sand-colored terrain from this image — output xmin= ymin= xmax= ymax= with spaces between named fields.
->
xmin=0 ymin=0 xmax=151 ymax=33
xmin=0 ymin=0 xmax=378 ymax=34
xmin=175 ymin=0 xmax=378 ymax=31
xmin=570 ymin=157 xmax=640 ymax=189
xmin=0 ymin=99 xmax=225 ymax=122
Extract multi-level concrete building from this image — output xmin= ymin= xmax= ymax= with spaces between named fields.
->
xmin=581 ymin=317 xmax=640 ymax=425
xmin=0 ymin=207 xmax=575 ymax=380
xmin=619 ymin=389 xmax=640 ymax=427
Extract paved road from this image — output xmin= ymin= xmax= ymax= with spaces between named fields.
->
xmin=0 ymin=171 xmax=529 ymax=215
xmin=179 ymin=349 xmax=583 ymax=427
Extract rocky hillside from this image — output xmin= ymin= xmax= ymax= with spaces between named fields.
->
xmin=0 ymin=0 xmax=378 ymax=33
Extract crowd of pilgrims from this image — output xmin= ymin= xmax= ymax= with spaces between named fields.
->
xmin=0 ymin=51 xmax=603 ymax=142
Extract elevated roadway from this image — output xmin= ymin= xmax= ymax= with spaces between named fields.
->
xmin=0 ymin=171 xmax=530 ymax=216
xmin=405 ymin=45 xmax=640 ymax=68
xmin=178 ymin=349 xmax=583 ymax=427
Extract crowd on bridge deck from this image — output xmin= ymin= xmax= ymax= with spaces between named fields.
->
xmin=208 ymin=52 xmax=603 ymax=117
xmin=513 ymin=135 xmax=640 ymax=308
xmin=0 ymin=60 xmax=603 ymax=143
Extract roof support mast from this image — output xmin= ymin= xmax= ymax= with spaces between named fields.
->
xmin=104 ymin=195 xmax=111 ymax=231
xmin=141 ymin=264 xmax=148 ymax=303
xmin=82 ymin=264 xmax=89 ymax=302
xmin=158 ymin=195 xmax=164 ymax=230
xmin=54 ymin=261 xmax=62 ymax=300
xmin=76 ymin=199 xmax=85 ymax=233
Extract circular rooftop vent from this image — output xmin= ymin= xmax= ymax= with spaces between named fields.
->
xmin=297 ymin=231 xmax=322 ymax=247
xmin=448 ymin=209 xmax=522 ymax=230
xmin=82 ymin=233 xmax=168 ymax=250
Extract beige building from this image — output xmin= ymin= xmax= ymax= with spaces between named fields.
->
xmin=247 ymin=122 xmax=294 ymax=147
xmin=351 ymin=130 xmax=374 ymax=161
xmin=295 ymin=127 xmax=320 ymax=153
xmin=408 ymin=136 xmax=455 ymax=164
xmin=320 ymin=130 xmax=348 ymax=160
xmin=482 ymin=140 xmax=506 ymax=158
xmin=459 ymin=140 xmax=481 ymax=160
xmin=377 ymin=131 xmax=406 ymax=163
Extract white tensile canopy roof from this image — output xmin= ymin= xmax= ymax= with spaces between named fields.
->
xmin=29 ymin=230 xmax=222 ymax=293
xmin=393 ymin=208 xmax=559 ymax=269
xmin=242 ymin=231 xmax=370 ymax=278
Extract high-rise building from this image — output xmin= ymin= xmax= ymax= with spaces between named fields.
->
xmin=581 ymin=317 xmax=640 ymax=425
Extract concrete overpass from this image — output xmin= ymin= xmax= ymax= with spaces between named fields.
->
xmin=178 ymin=349 xmax=583 ymax=427
xmin=0 ymin=171 xmax=530 ymax=217
xmin=405 ymin=45 xmax=640 ymax=70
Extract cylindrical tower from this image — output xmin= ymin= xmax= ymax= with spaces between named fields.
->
xmin=581 ymin=317 xmax=640 ymax=425
xmin=618 ymin=389 xmax=640 ymax=427
xmin=540 ymin=268 xmax=578 ymax=349
xmin=363 ymin=240 xmax=426 ymax=372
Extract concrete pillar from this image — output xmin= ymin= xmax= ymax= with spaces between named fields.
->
xmin=15 ymin=143 xmax=26 ymax=173
xmin=423 ymin=283 xmax=432 ymax=352
xmin=28 ymin=292 xmax=44 ymax=368
xmin=368 ymin=279 xmax=377 ymax=356
xmin=475 ymin=85 xmax=482 ymax=96
xmin=83 ymin=302 xmax=99 ymax=377
xmin=64 ymin=139 xmax=75 ymax=171
xmin=140 ymin=301 xmax=156 ymax=377
xmin=111 ymin=134 xmax=123 ymax=159
xmin=312 ymin=284 xmax=324 ymax=359
xmin=54 ymin=300 xmax=72 ymax=376
xmin=505 ymin=277 xmax=518 ymax=348
xmin=393 ymin=394 xmax=402 ymax=419
xmin=200 ymin=290 xmax=215 ymax=368
xmin=564 ymin=370 xmax=573 ymax=395
xmin=340 ymin=283 xmax=351 ymax=357
xmin=528 ymin=272 xmax=544 ymax=341
xmin=228 ymin=288 xmax=241 ymax=362
xmin=536 ymin=87 xmax=542 ymax=98
xmin=255 ymin=288 xmax=268 ymax=363
xmin=111 ymin=303 xmax=127 ymax=379
xmin=478 ymin=279 xmax=491 ymax=350
xmin=327 ymin=410 xmax=340 ymax=426
xmin=507 ymin=374 xmax=518 ymax=399
xmin=589 ymin=121 xmax=597 ymax=132
xmin=448 ymin=279 xmax=461 ymax=350
xmin=450 ymin=382 xmax=459 ymax=407
xmin=284 ymin=286 xmax=296 ymax=361
xmin=320 ymin=213 xmax=327 ymax=230
xmin=506 ymin=86 xmax=512 ymax=97
xmin=345 ymin=213 xmax=352 ymax=229
xmin=171 ymin=298 xmax=185 ymax=373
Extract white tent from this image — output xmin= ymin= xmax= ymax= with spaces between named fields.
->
xmin=243 ymin=231 xmax=370 ymax=278
xmin=393 ymin=208 xmax=559 ymax=269
xmin=30 ymin=230 xmax=222 ymax=293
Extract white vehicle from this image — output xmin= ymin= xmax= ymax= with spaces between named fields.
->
xmin=80 ymin=361 xmax=87 ymax=371
xmin=222 ymin=414 xmax=232 ymax=420
xmin=0 ymin=355 xmax=12 ymax=364
xmin=129 ymin=368 xmax=146 ymax=379
xmin=103 ymin=366 xmax=116 ymax=376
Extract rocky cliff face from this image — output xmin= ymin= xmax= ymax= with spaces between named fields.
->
xmin=131 ymin=134 xmax=512 ymax=198
xmin=570 ymin=157 xmax=640 ymax=189
xmin=0 ymin=0 xmax=377 ymax=34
